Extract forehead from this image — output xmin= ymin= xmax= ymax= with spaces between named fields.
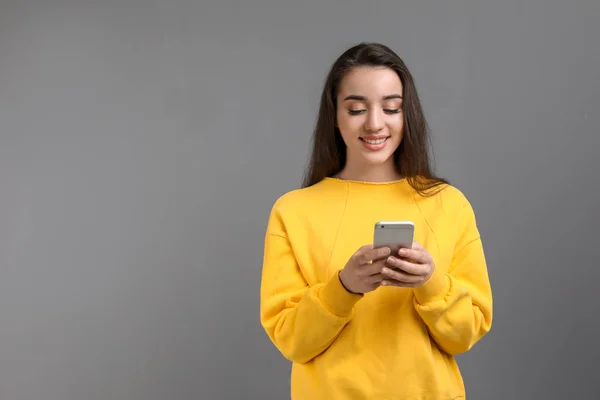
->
xmin=337 ymin=66 xmax=403 ymax=98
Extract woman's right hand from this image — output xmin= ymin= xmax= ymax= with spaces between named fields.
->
xmin=338 ymin=245 xmax=391 ymax=294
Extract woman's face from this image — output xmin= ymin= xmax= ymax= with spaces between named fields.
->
xmin=336 ymin=66 xmax=404 ymax=169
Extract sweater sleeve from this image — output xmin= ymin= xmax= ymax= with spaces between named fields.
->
xmin=412 ymin=197 xmax=493 ymax=356
xmin=259 ymin=204 xmax=363 ymax=364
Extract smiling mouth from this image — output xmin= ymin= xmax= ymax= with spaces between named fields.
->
xmin=360 ymin=137 xmax=389 ymax=145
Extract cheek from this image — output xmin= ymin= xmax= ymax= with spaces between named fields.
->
xmin=390 ymin=116 xmax=404 ymax=135
xmin=337 ymin=113 xmax=362 ymax=135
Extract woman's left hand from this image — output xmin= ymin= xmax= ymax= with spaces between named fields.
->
xmin=380 ymin=242 xmax=435 ymax=288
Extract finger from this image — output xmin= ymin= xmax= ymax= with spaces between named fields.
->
xmin=360 ymin=260 xmax=386 ymax=276
xmin=386 ymin=257 xmax=428 ymax=276
xmin=354 ymin=244 xmax=374 ymax=256
xmin=381 ymin=266 xmax=423 ymax=284
xmin=397 ymin=247 xmax=431 ymax=265
xmin=366 ymin=273 xmax=384 ymax=285
xmin=360 ymin=246 xmax=391 ymax=264
xmin=370 ymin=246 xmax=392 ymax=261
xmin=381 ymin=279 xmax=420 ymax=288
xmin=353 ymin=244 xmax=374 ymax=264
xmin=357 ymin=258 xmax=387 ymax=277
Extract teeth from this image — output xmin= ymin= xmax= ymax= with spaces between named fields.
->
xmin=363 ymin=138 xmax=387 ymax=144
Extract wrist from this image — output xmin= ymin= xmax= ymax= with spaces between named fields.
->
xmin=318 ymin=270 xmax=363 ymax=317
xmin=414 ymin=272 xmax=450 ymax=304
xmin=338 ymin=270 xmax=361 ymax=294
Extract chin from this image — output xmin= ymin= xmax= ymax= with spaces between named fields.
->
xmin=346 ymin=137 xmax=401 ymax=166
xmin=361 ymin=150 xmax=396 ymax=165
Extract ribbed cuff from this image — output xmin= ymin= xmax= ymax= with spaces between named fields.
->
xmin=319 ymin=272 xmax=363 ymax=317
xmin=414 ymin=272 xmax=450 ymax=305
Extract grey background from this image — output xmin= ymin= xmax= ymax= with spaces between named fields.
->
xmin=1 ymin=0 xmax=598 ymax=399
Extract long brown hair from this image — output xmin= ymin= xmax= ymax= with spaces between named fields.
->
xmin=301 ymin=42 xmax=448 ymax=196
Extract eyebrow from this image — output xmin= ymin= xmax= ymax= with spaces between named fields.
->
xmin=343 ymin=94 xmax=403 ymax=101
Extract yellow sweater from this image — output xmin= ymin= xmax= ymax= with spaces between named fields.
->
xmin=260 ymin=177 xmax=493 ymax=399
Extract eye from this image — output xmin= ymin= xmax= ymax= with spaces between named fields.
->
xmin=347 ymin=108 xmax=401 ymax=116
xmin=348 ymin=109 xmax=366 ymax=115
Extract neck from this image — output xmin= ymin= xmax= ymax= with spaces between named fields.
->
xmin=336 ymin=160 xmax=403 ymax=183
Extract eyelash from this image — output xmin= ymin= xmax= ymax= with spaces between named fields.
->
xmin=348 ymin=109 xmax=401 ymax=115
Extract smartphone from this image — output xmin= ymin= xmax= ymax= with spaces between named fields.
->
xmin=373 ymin=221 xmax=414 ymax=255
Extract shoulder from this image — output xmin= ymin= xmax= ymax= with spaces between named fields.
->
xmin=265 ymin=179 xmax=346 ymax=232
xmin=270 ymin=179 xmax=344 ymax=214
xmin=439 ymin=184 xmax=472 ymax=210
xmin=413 ymin=182 xmax=472 ymax=215
xmin=412 ymin=182 xmax=482 ymax=245
xmin=271 ymin=184 xmax=319 ymax=212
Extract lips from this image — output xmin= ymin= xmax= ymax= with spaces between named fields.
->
xmin=360 ymin=136 xmax=390 ymax=145
xmin=359 ymin=136 xmax=390 ymax=151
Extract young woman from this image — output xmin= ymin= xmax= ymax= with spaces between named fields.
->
xmin=259 ymin=42 xmax=493 ymax=399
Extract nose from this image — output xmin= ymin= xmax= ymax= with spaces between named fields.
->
xmin=364 ymin=108 xmax=384 ymax=133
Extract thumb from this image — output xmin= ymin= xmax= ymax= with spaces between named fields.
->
xmin=354 ymin=244 xmax=373 ymax=256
